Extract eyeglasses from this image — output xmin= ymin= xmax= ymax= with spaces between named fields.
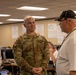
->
xmin=60 ymin=19 xmax=65 ymax=22
xmin=59 ymin=19 xmax=65 ymax=25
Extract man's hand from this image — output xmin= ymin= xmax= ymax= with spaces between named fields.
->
xmin=32 ymin=67 xmax=43 ymax=75
xmin=36 ymin=67 xmax=43 ymax=74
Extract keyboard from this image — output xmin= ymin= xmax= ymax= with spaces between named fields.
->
xmin=2 ymin=59 xmax=16 ymax=64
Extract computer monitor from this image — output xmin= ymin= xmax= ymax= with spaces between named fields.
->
xmin=1 ymin=48 xmax=14 ymax=60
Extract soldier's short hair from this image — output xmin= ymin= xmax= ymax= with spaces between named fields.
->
xmin=24 ymin=16 xmax=35 ymax=24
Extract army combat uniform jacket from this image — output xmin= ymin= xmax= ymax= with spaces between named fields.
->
xmin=13 ymin=33 xmax=50 ymax=75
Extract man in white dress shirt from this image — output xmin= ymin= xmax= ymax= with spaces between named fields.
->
xmin=56 ymin=10 xmax=76 ymax=75
xmin=0 ymin=48 xmax=2 ymax=67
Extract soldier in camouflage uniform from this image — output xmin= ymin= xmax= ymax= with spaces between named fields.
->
xmin=13 ymin=16 xmax=50 ymax=75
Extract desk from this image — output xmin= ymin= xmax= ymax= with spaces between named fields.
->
xmin=47 ymin=67 xmax=56 ymax=75
xmin=3 ymin=63 xmax=18 ymax=67
xmin=47 ymin=67 xmax=55 ymax=71
xmin=2 ymin=62 xmax=19 ymax=75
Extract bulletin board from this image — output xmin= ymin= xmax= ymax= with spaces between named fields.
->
xmin=0 ymin=19 xmax=67 ymax=47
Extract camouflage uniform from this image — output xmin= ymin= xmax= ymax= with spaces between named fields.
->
xmin=13 ymin=33 xmax=50 ymax=75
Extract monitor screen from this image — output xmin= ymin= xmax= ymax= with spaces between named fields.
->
xmin=1 ymin=48 xmax=14 ymax=60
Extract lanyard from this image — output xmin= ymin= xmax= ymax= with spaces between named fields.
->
xmin=61 ymin=28 xmax=76 ymax=46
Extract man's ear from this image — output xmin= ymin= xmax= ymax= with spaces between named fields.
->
xmin=24 ymin=24 xmax=26 ymax=27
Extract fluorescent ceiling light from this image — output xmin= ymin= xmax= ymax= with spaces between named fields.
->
xmin=74 ymin=11 xmax=76 ymax=13
xmin=7 ymin=16 xmax=46 ymax=22
xmin=32 ymin=16 xmax=46 ymax=19
xmin=7 ymin=19 xmax=24 ymax=21
xmin=0 ymin=22 xmax=3 ymax=24
xmin=60 ymin=10 xmax=76 ymax=14
xmin=17 ymin=6 xmax=48 ymax=11
xmin=0 ymin=14 xmax=10 ymax=17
